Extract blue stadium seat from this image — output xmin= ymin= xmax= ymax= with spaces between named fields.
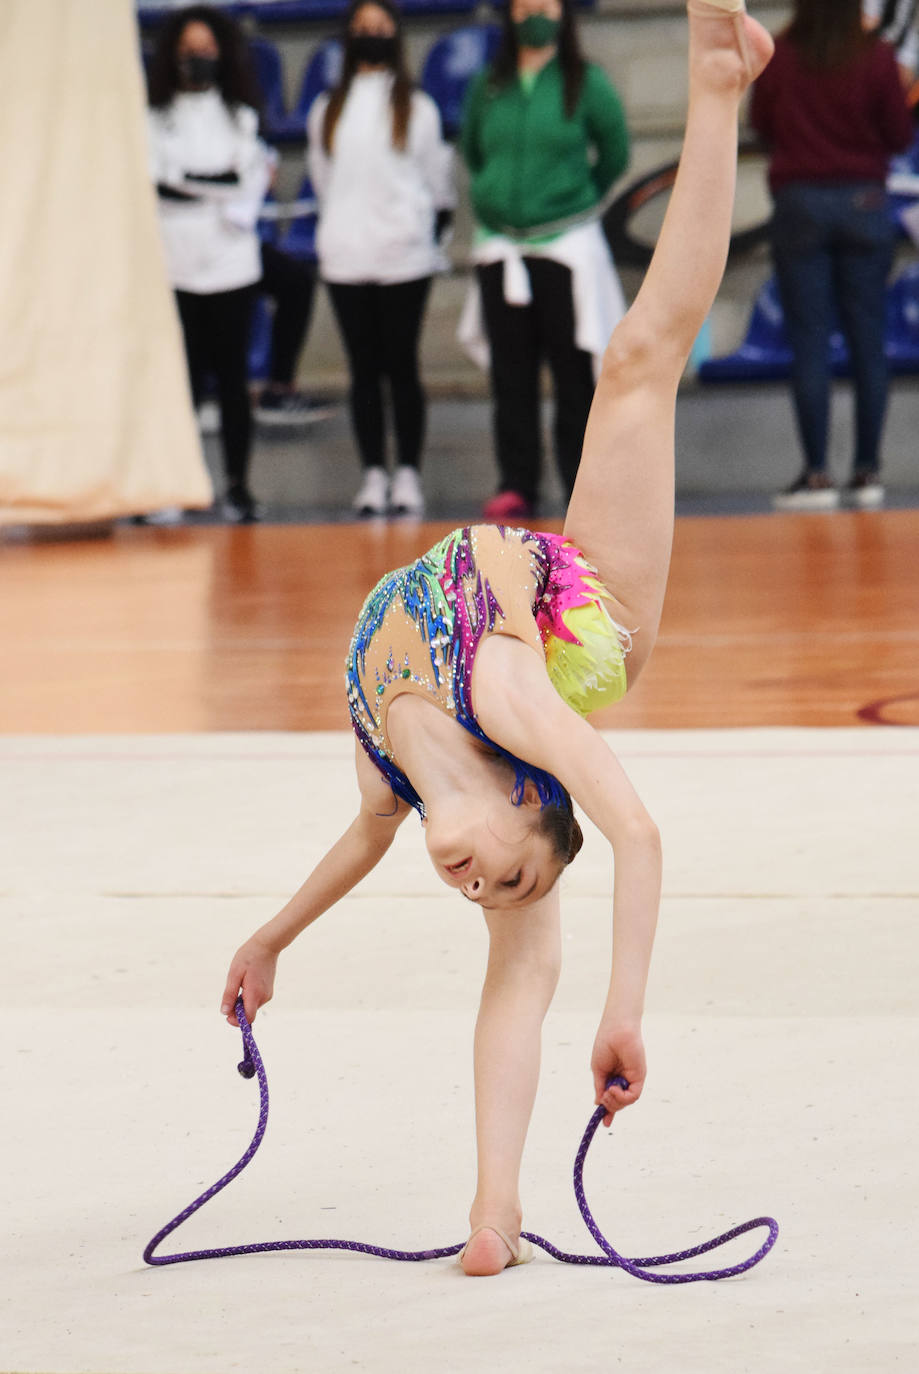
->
xmin=699 ymin=269 xmax=919 ymax=383
xmin=250 ymin=36 xmax=343 ymax=143
xmin=886 ymin=129 xmax=919 ymax=239
xmin=247 ymin=294 xmax=274 ymax=381
xmin=697 ymin=277 xmax=794 ymax=382
xmin=137 ymin=1 xmax=248 ymax=26
xmin=699 ymin=276 xmax=850 ymax=383
xmin=420 ymin=25 xmax=501 ymax=138
xmin=246 ymin=0 xmax=474 ymax=15
xmin=399 ymin=0 xmax=477 ymax=13
xmin=884 ymin=262 xmax=919 ymax=373
xmin=138 ymin=0 xmax=480 ymax=23
xmin=251 ymin=178 xmax=320 ymax=377
xmin=297 ymin=39 xmax=344 ymax=128
xmin=241 ymin=0 xmax=349 ymax=20
xmin=248 ymin=36 xmax=289 ymax=140
xmin=485 ymin=0 xmax=595 ymax=9
xmin=272 ymin=69 xmax=316 ymax=143
xmin=257 ymin=189 xmax=280 ymax=246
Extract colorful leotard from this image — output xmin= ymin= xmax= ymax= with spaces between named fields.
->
xmin=345 ymin=525 xmax=634 ymax=816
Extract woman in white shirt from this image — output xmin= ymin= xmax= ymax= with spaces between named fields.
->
xmin=308 ymin=0 xmax=455 ymax=517
xmin=148 ymin=5 xmax=270 ymax=522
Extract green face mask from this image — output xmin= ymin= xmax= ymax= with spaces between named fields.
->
xmin=514 ymin=14 xmax=560 ymax=48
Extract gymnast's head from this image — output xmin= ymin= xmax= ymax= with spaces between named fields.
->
xmin=423 ymin=764 xmax=583 ymax=909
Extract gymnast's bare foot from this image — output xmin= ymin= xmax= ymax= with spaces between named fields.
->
xmin=460 ymin=1224 xmax=533 ymax=1276
xmin=688 ymin=0 xmax=774 ymax=92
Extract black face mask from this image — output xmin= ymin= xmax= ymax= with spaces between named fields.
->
xmin=349 ymin=34 xmax=398 ymax=66
xmin=177 ymin=54 xmax=220 ymax=89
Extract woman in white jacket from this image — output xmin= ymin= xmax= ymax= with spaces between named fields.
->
xmin=148 ymin=5 xmax=271 ymax=522
xmin=308 ymin=1 xmax=455 ymax=517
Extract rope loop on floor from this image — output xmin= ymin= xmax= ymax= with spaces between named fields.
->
xmin=143 ymin=1000 xmax=779 ymax=1280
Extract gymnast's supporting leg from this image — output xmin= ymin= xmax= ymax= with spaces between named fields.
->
xmin=460 ymin=1 xmax=774 ymax=1279
xmin=462 ymin=890 xmax=562 ymax=1276
xmin=564 ymin=1 xmax=774 ymax=665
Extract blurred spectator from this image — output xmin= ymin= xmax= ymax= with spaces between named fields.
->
xmin=191 ymin=137 xmax=332 ymax=434
xmin=752 ymin=0 xmax=913 ymax=510
xmin=147 ymin=4 xmax=269 ymax=522
xmin=254 ymin=241 xmax=334 ymax=427
xmin=307 ymin=0 xmax=455 ymax=518
xmin=459 ymin=0 xmax=629 ymax=521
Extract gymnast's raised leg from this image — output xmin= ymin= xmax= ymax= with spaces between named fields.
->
xmin=460 ymin=0 xmax=774 ymax=1277
xmin=563 ymin=1 xmax=773 ymax=675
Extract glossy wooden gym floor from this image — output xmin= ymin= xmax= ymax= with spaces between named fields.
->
xmin=2 ymin=509 xmax=917 ymax=731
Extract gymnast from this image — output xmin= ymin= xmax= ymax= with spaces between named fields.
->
xmin=221 ymin=0 xmax=774 ymax=1278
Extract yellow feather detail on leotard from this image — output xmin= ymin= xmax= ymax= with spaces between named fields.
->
xmin=543 ymin=599 xmax=630 ymax=717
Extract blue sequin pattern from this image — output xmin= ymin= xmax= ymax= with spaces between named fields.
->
xmin=345 ymin=527 xmax=568 ymax=818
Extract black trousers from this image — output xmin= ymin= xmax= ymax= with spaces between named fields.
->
xmin=477 ymin=257 xmax=595 ymax=504
xmin=175 ymin=284 xmax=256 ymax=493
xmin=327 ymin=276 xmax=431 ymax=469
xmin=260 ymin=241 xmax=317 ymax=389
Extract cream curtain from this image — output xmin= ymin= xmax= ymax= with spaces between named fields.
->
xmin=0 ymin=0 xmax=212 ymax=523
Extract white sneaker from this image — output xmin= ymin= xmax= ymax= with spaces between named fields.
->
xmin=772 ymin=472 xmax=840 ymax=512
xmin=197 ymin=400 xmax=220 ymax=435
xmin=255 ymin=390 xmax=336 ymax=427
xmin=143 ymin=505 xmax=184 ymax=526
xmin=844 ymin=474 xmax=885 ymax=509
xmin=130 ymin=506 xmax=184 ymax=527
xmin=353 ymin=466 xmax=389 ymax=516
xmin=389 ymin=464 xmax=425 ymax=516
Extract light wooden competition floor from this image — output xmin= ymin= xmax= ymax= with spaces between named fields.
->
xmin=2 ymin=509 xmax=918 ymax=731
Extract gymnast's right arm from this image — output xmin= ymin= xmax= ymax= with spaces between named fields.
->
xmin=220 ymin=742 xmax=411 ymax=1026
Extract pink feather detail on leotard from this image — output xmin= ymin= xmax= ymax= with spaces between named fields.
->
xmin=534 ymin=533 xmax=614 ymax=647
xmin=534 ymin=533 xmax=634 ymax=715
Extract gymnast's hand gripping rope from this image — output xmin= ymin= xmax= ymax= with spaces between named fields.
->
xmin=143 ymin=999 xmax=779 ymax=1281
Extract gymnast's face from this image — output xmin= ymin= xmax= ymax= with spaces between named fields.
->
xmin=424 ymin=784 xmax=560 ymax=909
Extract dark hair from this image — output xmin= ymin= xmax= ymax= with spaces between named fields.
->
xmin=535 ymin=785 xmax=584 ymax=870
xmin=147 ymin=4 xmax=262 ymax=113
xmin=489 ymin=0 xmax=586 ymax=119
xmin=785 ymin=0 xmax=874 ymax=71
xmin=322 ymin=0 xmax=414 ymax=154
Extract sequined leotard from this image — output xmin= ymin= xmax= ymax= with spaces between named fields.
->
xmin=345 ymin=525 xmax=633 ymax=816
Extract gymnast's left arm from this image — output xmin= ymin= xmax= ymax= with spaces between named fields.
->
xmin=473 ymin=635 xmax=661 ymax=1125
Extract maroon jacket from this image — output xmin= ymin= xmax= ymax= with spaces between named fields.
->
xmin=750 ymin=34 xmax=914 ymax=192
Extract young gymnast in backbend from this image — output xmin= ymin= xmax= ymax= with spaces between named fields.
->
xmin=221 ymin=0 xmax=774 ymax=1278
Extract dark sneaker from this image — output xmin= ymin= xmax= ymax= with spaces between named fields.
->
xmin=255 ymin=390 xmax=335 ymax=427
xmin=772 ymin=471 xmax=839 ymax=512
xmin=221 ymin=488 xmax=263 ymax=523
xmin=844 ymin=472 xmax=885 ymax=509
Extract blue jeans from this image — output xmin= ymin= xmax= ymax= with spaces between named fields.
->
xmin=771 ymin=182 xmax=895 ymax=476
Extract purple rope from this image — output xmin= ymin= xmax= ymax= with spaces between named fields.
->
xmin=143 ymin=1000 xmax=779 ymax=1280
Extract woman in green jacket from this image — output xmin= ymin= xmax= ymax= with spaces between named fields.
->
xmin=460 ymin=0 xmax=629 ymax=520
